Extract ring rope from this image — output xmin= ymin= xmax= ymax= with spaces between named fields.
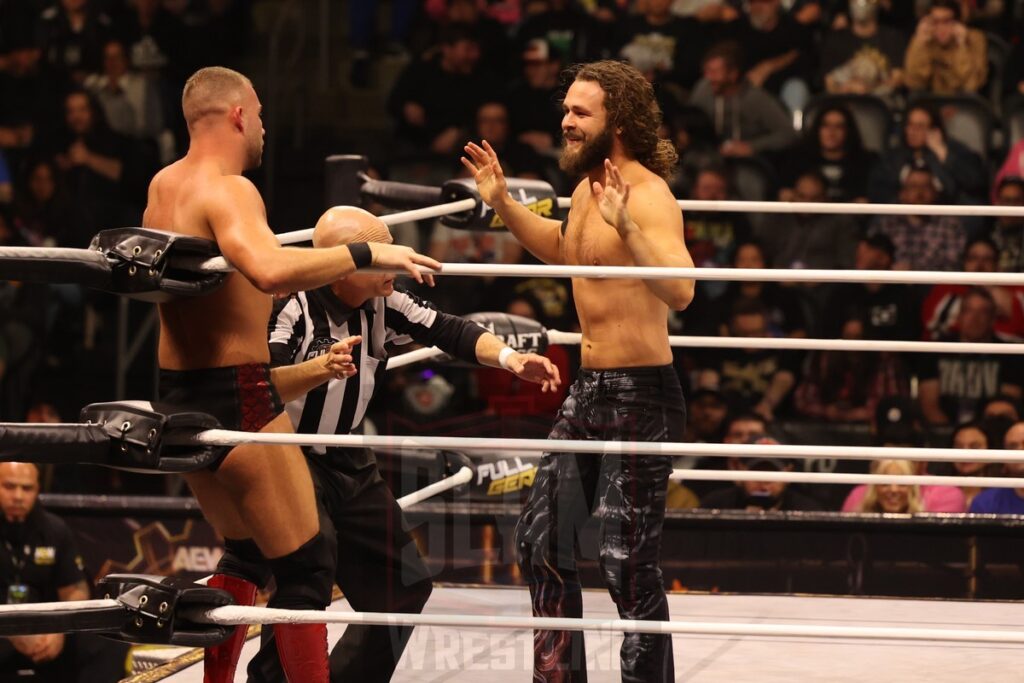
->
xmin=1 ymin=599 xmax=1020 ymax=645
xmin=557 ymin=197 xmax=1024 ymax=218
xmin=385 ymin=332 xmax=1024 ymax=371
xmin=197 ymin=258 xmax=1024 ymax=287
xmin=197 ymin=199 xmax=478 ymax=272
xmin=180 ymin=432 xmax=1024 ymax=465
xmin=395 ymin=466 xmax=473 ymax=508
xmin=275 ymin=198 xmax=478 ymax=247
xmin=180 ymin=604 xmax=1024 ymax=644
xmin=671 ymin=469 xmax=1024 ymax=489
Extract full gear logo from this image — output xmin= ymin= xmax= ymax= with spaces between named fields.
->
xmin=305 ymin=337 xmax=339 ymax=361
xmin=477 ymin=457 xmax=536 ymax=495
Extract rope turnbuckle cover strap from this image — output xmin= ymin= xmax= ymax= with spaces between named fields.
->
xmin=90 ymin=228 xmax=227 ymax=301
xmin=98 ymin=574 xmax=235 ymax=647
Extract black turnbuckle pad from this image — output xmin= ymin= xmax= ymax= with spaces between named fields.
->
xmin=90 ymin=227 xmax=227 ymax=302
xmin=80 ymin=401 xmax=227 ymax=473
xmin=98 ymin=574 xmax=235 ymax=647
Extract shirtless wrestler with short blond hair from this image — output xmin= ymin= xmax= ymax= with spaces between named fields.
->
xmin=143 ymin=66 xmax=440 ymax=683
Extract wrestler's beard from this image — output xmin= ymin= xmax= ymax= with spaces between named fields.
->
xmin=559 ymin=124 xmax=614 ymax=178
xmin=245 ymin=134 xmax=264 ymax=170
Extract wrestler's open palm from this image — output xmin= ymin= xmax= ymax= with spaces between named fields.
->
xmin=506 ymin=352 xmax=561 ymax=393
xmin=324 ymin=336 xmax=361 ymax=379
xmin=370 ymin=243 xmax=441 ymax=285
xmin=593 ymin=159 xmax=632 ymax=237
xmin=461 ymin=140 xmax=507 ymax=206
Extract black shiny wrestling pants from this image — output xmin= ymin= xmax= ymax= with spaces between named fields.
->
xmin=515 ymin=365 xmax=685 ymax=683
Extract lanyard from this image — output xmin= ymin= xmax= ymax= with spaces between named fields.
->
xmin=3 ymin=539 xmax=31 ymax=584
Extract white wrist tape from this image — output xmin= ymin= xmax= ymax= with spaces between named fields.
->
xmin=498 ymin=347 xmax=516 ymax=370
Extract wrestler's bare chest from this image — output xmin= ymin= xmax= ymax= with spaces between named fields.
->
xmin=561 ymin=202 xmax=631 ymax=267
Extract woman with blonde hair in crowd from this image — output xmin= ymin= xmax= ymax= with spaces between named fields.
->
xmin=858 ymin=459 xmax=923 ymax=514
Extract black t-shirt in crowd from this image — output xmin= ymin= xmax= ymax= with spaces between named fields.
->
xmin=817 ymin=26 xmax=907 ymax=81
xmin=822 ymin=283 xmax=922 ymax=341
xmin=703 ymin=347 xmax=802 ymax=411
xmin=613 ymin=15 xmax=707 ymax=89
xmin=699 ymin=485 xmax=824 ymax=511
xmin=916 ymin=338 xmax=1024 ymax=423
xmin=387 ymin=56 xmax=494 ymax=146
xmin=0 ymin=507 xmax=85 ymax=606
xmin=780 ymin=147 xmax=878 ymax=202
xmin=716 ymin=283 xmax=807 ymax=337
xmin=721 ymin=14 xmax=815 ymax=93
xmin=506 ymin=80 xmax=562 ymax=144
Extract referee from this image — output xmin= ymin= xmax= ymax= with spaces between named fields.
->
xmin=213 ymin=206 xmax=561 ymax=683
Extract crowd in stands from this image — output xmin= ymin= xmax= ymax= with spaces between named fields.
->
xmin=0 ymin=0 xmax=250 ymax=426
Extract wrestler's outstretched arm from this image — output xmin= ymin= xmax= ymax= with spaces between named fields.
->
xmin=205 ymin=175 xmax=441 ymax=292
xmin=594 ymin=159 xmax=695 ymax=311
xmin=384 ymin=290 xmax=562 ymax=392
xmin=462 ymin=140 xmax=563 ymax=264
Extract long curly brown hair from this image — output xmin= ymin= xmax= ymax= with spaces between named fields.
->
xmin=566 ymin=60 xmax=678 ymax=181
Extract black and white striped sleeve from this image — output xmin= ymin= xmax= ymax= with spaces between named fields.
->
xmin=384 ymin=290 xmax=486 ymax=363
xmin=268 ymin=295 xmax=305 ymax=367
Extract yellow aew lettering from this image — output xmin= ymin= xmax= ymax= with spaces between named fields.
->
xmin=486 ymin=467 xmax=537 ymax=495
xmin=490 ymin=198 xmax=554 ymax=229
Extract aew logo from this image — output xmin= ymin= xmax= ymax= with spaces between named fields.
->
xmin=173 ymin=546 xmax=224 ymax=572
xmin=477 ymin=457 xmax=537 ymax=495
xmin=472 ymin=321 xmax=544 ymax=353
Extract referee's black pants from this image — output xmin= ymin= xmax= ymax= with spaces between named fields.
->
xmin=248 ymin=457 xmax=434 ymax=683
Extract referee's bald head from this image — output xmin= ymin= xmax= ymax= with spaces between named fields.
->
xmin=313 ymin=206 xmax=393 ymax=248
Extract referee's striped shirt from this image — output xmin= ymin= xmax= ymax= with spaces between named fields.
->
xmin=268 ymin=286 xmax=486 ymax=455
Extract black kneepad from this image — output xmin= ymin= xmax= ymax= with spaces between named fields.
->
xmin=217 ymin=537 xmax=273 ymax=589
xmin=267 ymin=532 xmax=336 ymax=610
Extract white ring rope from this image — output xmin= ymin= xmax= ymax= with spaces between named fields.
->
xmin=275 ymin=199 xmax=478 ymax=246
xmin=557 ymin=196 xmax=1024 ymax=218
xmin=395 ymin=466 xmax=473 ymax=508
xmin=199 ymin=199 xmax=478 ymax=271
xmin=2 ymin=599 xmax=1021 ymax=645
xmin=385 ymin=332 xmax=1024 ymax=371
xmin=364 ymin=263 xmax=1024 ymax=287
xmin=671 ymin=469 xmax=1024 ymax=489
xmin=183 ymin=431 xmax=1024 ymax=465
xmin=183 ymin=604 xmax=1024 ymax=644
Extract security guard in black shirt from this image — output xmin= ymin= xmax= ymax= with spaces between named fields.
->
xmin=0 ymin=462 xmax=106 ymax=682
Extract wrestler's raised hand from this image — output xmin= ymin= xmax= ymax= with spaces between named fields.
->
xmin=369 ymin=243 xmax=441 ymax=286
xmin=505 ymin=352 xmax=561 ymax=393
xmin=593 ymin=158 xmax=635 ymax=238
xmin=461 ymin=140 xmax=508 ymax=207
xmin=323 ymin=335 xmax=361 ymax=379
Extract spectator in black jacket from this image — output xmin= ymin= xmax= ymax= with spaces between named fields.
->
xmin=387 ymin=23 xmax=493 ymax=155
xmin=867 ymin=103 xmax=987 ymax=204
xmin=52 ymin=89 xmax=151 ymax=244
xmin=506 ymin=38 xmax=564 ymax=155
xmin=613 ymin=0 xmax=707 ymax=91
xmin=720 ymin=0 xmax=816 ymax=111
xmin=36 ymin=0 xmax=115 ymax=82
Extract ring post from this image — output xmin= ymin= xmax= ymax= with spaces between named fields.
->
xmin=325 ymin=155 xmax=369 ymax=208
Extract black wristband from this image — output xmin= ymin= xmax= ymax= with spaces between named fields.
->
xmin=347 ymin=242 xmax=372 ymax=269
